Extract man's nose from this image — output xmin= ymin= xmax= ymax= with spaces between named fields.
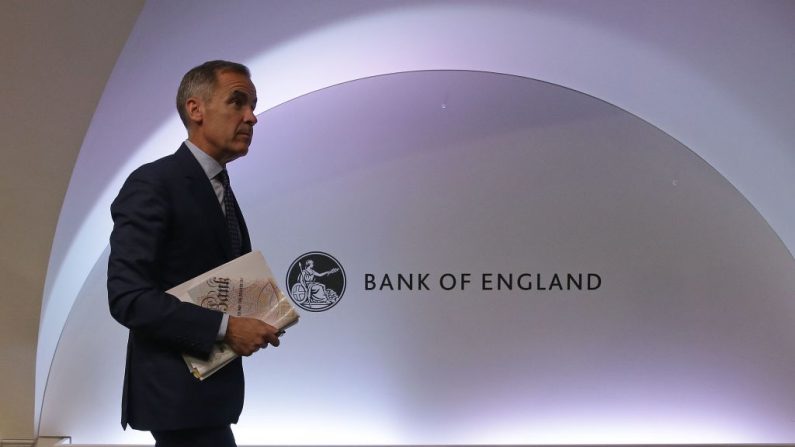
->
xmin=245 ymin=107 xmax=258 ymax=125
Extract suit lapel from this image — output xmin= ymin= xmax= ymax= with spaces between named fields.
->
xmin=174 ymin=145 xmax=235 ymax=260
xmin=230 ymin=192 xmax=252 ymax=254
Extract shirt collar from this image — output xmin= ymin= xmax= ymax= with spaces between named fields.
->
xmin=184 ymin=140 xmax=224 ymax=180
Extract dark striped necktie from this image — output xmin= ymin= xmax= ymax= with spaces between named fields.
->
xmin=217 ymin=169 xmax=242 ymax=258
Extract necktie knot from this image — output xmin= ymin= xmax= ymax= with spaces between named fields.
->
xmin=217 ymin=169 xmax=230 ymax=188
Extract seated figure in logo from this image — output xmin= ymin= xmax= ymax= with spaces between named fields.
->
xmin=298 ymin=259 xmax=340 ymax=304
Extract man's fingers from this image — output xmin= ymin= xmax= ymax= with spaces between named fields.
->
xmin=258 ymin=333 xmax=279 ymax=348
xmin=225 ymin=316 xmax=282 ymax=355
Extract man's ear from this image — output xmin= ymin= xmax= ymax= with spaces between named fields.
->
xmin=186 ymin=97 xmax=203 ymax=125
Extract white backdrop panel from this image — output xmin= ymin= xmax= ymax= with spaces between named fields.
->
xmin=41 ymin=71 xmax=795 ymax=444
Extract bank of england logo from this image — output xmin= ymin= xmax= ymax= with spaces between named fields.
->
xmin=286 ymin=251 xmax=346 ymax=312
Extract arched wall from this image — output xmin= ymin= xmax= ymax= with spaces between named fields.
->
xmin=37 ymin=0 xmax=795 ymax=436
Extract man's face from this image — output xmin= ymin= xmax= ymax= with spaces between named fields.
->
xmin=192 ymin=70 xmax=258 ymax=164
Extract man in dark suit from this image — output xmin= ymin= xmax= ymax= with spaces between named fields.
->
xmin=108 ymin=60 xmax=280 ymax=447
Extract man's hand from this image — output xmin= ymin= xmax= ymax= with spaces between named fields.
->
xmin=225 ymin=316 xmax=281 ymax=356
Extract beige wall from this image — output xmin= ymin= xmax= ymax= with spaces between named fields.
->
xmin=0 ymin=0 xmax=143 ymax=440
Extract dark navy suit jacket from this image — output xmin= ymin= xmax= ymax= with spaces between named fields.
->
xmin=108 ymin=144 xmax=251 ymax=430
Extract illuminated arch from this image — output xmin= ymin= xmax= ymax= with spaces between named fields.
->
xmin=36 ymin=1 xmax=795 ymax=436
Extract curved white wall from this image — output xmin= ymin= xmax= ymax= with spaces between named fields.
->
xmin=42 ymin=69 xmax=795 ymax=444
xmin=37 ymin=0 xmax=795 ymax=440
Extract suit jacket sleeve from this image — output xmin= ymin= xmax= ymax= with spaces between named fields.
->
xmin=108 ymin=171 xmax=221 ymax=357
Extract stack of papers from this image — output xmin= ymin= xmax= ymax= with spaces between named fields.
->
xmin=167 ymin=251 xmax=299 ymax=380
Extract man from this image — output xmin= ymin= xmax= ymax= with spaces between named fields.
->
xmin=108 ymin=60 xmax=280 ymax=447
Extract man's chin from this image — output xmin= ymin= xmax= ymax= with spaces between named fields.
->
xmin=222 ymin=146 xmax=249 ymax=164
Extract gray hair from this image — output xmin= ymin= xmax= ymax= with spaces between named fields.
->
xmin=176 ymin=60 xmax=251 ymax=128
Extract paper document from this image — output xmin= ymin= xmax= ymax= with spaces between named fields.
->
xmin=167 ymin=251 xmax=299 ymax=380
